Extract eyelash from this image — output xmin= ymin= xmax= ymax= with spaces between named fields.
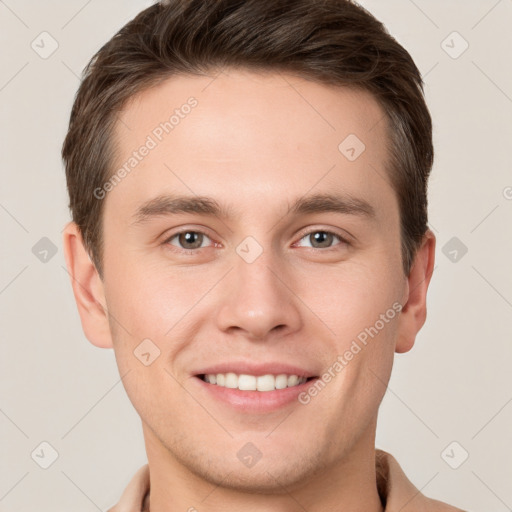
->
xmin=163 ymin=228 xmax=350 ymax=254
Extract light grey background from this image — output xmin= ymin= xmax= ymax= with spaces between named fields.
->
xmin=1 ymin=1 xmax=511 ymax=510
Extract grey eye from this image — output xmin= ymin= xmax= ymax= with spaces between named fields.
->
xmin=297 ymin=230 xmax=342 ymax=249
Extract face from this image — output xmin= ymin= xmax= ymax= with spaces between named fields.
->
xmin=97 ymin=69 xmax=410 ymax=492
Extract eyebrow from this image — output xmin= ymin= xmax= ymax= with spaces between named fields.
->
xmin=131 ymin=192 xmax=376 ymax=225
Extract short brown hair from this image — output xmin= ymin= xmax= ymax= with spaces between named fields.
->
xmin=62 ymin=0 xmax=433 ymax=278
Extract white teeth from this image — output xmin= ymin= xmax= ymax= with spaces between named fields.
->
xmin=238 ymin=374 xmax=256 ymax=390
xmin=275 ymin=374 xmax=288 ymax=389
xmin=225 ymin=372 xmax=238 ymax=389
xmin=202 ymin=373 xmax=308 ymax=391
xmin=287 ymin=375 xmax=299 ymax=387
xmin=257 ymin=374 xmax=275 ymax=392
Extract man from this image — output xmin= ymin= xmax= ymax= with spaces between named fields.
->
xmin=61 ymin=0 xmax=466 ymax=510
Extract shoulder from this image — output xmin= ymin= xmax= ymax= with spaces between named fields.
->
xmin=376 ymin=449 xmax=468 ymax=512
xmin=106 ymin=464 xmax=150 ymax=512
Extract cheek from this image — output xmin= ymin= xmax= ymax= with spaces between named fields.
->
xmin=104 ymin=258 xmax=207 ymax=340
xmin=105 ymin=268 xmax=191 ymax=425
xmin=299 ymin=256 xmax=403 ymax=345
xmin=323 ymin=262 xmax=401 ymax=394
xmin=308 ymin=267 xmax=400 ymax=427
xmin=300 ymin=257 xmax=402 ymax=404
xmin=103 ymin=261 xmax=220 ymax=401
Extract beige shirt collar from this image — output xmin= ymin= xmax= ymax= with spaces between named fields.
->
xmin=108 ymin=449 xmax=466 ymax=512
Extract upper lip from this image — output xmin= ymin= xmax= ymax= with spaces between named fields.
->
xmin=194 ymin=361 xmax=319 ymax=378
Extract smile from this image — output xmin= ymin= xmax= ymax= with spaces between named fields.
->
xmin=199 ymin=373 xmax=314 ymax=391
xmin=194 ymin=373 xmax=320 ymax=413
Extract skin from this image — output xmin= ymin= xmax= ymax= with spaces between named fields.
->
xmin=63 ymin=68 xmax=435 ymax=512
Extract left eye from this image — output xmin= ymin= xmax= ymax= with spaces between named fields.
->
xmin=295 ymin=230 xmax=346 ymax=249
xmin=167 ymin=231 xmax=213 ymax=250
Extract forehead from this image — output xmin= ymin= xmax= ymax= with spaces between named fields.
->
xmin=107 ymin=68 xmax=395 ymax=224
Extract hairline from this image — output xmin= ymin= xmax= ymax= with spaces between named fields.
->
xmin=91 ymin=68 xmax=413 ymax=279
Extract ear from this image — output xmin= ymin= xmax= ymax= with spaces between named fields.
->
xmin=395 ymin=229 xmax=436 ymax=354
xmin=62 ymin=221 xmax=113 ymax=348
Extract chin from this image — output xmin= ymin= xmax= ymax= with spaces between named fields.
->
xmin=171 ymin=439 xmax=330 ymax=495
xmin=195 ymin=459 xmax=320 ymax=494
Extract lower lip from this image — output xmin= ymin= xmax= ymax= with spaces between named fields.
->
xmin=193 ymin=376 xmax=318 ymax=413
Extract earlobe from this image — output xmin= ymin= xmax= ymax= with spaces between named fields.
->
xmin=395 ymin=229 xmax=436 ymax=354
xmin=62 ymin=221 xmax=113 ymax=349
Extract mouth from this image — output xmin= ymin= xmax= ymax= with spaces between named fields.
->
xmin=196 ymin=373 xmax=317 ymax=391
xmin=193 ymin=372 xmax=319 ymax=413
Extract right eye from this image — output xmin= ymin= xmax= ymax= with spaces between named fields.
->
xmin=164 ymin=230 xmax=214 ymax=251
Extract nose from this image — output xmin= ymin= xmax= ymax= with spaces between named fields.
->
xmin=216 ymin=248 xmax=302 ymax=341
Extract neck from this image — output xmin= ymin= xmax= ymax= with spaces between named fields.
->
xmin=142 ymin=419 xmax=384 ymax=512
